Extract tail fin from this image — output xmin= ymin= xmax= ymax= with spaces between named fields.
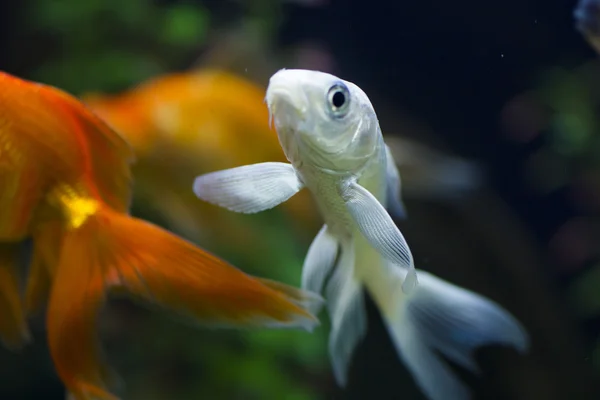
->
xmin=384 ymin=269 xmax=528 ymax=400
xmin=45 ymin=204 xmax=322 ymax=399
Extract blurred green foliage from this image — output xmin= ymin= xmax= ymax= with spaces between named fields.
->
xmin=523 ymin=65 xmax=600 ymax=194
xmin=535 ymin=62 xmax=600 ymax=376
xmin=537 ymin=67 xmax=598 ymax=159
xmin=25 ymin=0 xmax=210 ymax=94
xmin=17 ymin=0 xmax=330 ymax=398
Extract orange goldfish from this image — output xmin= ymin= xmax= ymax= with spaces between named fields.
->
xmin=0 ymin=71 xmax=322 ymax=400
xmin=83 ymin=70 xmax=321 ymax=249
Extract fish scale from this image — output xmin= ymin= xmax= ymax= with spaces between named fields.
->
xmin=299 ymin=163 xmax=356 ymax=236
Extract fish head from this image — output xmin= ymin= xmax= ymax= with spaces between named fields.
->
xmin=266 ymin=69 xmax=380 ymax=172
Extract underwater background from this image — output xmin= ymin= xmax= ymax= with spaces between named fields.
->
xmin=1 ymin=0 xmax=600 ymax=399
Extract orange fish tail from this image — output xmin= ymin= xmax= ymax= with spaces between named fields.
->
xmin=0 ymin=243 xmax=31 ymax=350
xmin=45 ymin=204 xmax=322 ymax=399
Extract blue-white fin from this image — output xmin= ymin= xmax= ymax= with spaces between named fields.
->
xmin=301 ymin=224 xmax=339 ymax=300
xmin=395 ymin=323 xmax=471 ymax=400
xmin=324 ymin=242 xmax=367 ymax=386
xmin=384 ymin=269 xmax=529 ymax=400
xmin=193 ymin=162 xmax=303 ymax=214
xmin=384 ymin=144 xmax=407 ymax=219
xmin=340 ymin=181 xmax=417 ymax=294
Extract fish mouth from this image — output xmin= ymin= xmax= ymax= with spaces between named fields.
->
xmin=265 ymin=86 xmax=308 ymax=131
xmin=265 ymin=69 xmax=311 ymax=126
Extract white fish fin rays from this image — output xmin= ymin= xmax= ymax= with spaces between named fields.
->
xmin=301 ymin=224 xmax=339 ymax=300
xmin=193 ymin=162 xmax=303 ymax=214
xmin=395 ymin=323 xmax=471 ymax=400
xmin=325 ymin=241 xmax=367 ymax=387
xmin=385 ymin=269 xmax=529 ymax=400
xmin=341 ymin=180 xmax=417 ymax=294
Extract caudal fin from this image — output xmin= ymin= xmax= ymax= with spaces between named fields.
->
xmin=45 ymin=205 xmax=322 ymax=399
xmin=384 ymin=270 xmax=528 ymax=400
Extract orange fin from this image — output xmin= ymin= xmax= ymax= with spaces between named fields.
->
xmin=25 ymin=222 xmax=64 ymax=317
xmin=102 ymin=207 xmax=322 ymax=331
xmin=0 ymin=72 xmax=133 ymax=214
xmin=0 ymin=243 xmax=31 ymax=350
xmin=46 ymin=219 xmax=120 ymax=400
xmin=24 ymin=248 xmax=51 ymax=318
xmin=46 ymin=204 xmax=321 ymax=399
xmin=256 ymin=277 xmax=324 ymax=316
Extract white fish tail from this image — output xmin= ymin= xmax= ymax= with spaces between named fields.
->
xmin=381 ymin=268 xmax=529 ymax=400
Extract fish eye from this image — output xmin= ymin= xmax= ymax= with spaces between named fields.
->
xmin=326 ymin=83 xmax=350 ymax=118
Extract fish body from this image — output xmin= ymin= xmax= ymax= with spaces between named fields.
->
xmin=293 ymin=138 xmax=406 ymax=312
xmin=193 ymin=69 xmax=529 ymax=400
xmin=0 ymin=71 xmax=322 ymax=400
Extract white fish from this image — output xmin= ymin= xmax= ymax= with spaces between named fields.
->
xmin=192 ymin=69 xmax=529 ymax=400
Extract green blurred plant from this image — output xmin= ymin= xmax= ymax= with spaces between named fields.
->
xmin=24 ymin=0 xmax=210 ymax=94
xmin=533 ymin=62 xmax=600 ymax=376
xmin=537 ymin=67 xmax=600 ymax=159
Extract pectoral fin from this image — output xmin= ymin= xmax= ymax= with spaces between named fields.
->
xmin=193 ymin=162 xmax=303 ymax=214
xmin=384 ymin=144 xmax=407 ymax=219
xmin=340 ymin=181 xmax=417 ymax=294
